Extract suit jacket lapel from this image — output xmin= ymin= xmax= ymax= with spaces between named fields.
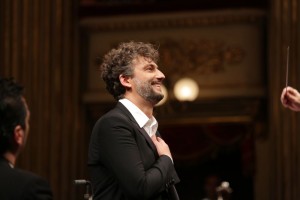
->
xmin=135 ymin=124 xmax=159 ymax=157
xmin=116 ymin=103 xmax=159 ymax=157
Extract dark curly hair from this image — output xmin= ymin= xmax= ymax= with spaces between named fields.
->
xmin=0 ymin=77 xmax=26 ymax=154
xmin=99 ymin=41 xmax=159 ymax=100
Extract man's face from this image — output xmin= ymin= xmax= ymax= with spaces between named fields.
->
xmin=131 ymin=56 xmax=165 ymax=105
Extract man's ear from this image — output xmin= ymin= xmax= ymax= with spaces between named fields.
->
xmin=119 ymin=74 xmax=132 ymax=88
xmin=14 ymin=125 xmax=24 ymax=145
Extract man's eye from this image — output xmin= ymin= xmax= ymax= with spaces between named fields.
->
xmin=146 ymin=67 xmax=154 ymax=71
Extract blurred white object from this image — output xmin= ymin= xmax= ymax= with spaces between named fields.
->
xmin=216 ymin=181 xmax=232 ymax=200
xmin=173 ymin=77 xmax=199 ymax=101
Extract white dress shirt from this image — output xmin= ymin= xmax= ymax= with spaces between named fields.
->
xmin=119 ymin=98 xmax=158 ymax=138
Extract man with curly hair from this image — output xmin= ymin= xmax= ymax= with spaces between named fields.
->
xmin=0 ymin=77 xmax=53 ymax=199
xmin=88 ymin=41 xmax=180 ymax=200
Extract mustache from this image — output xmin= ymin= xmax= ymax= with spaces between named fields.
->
xmin=151 ymin=80 xmax=163 ymax=85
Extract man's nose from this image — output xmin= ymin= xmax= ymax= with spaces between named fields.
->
xmin=157 ymin=69 xmax=165 ymax=80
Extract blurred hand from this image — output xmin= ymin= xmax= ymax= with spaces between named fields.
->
xmin=151 ymin=135 xmax=172 ymax=160
xmin=281 ymin=86 xmax=300 ymax=111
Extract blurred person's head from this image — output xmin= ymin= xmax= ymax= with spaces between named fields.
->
xmin=0 ymin=77 xmax=30 ymax=160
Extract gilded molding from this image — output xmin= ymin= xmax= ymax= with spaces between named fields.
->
xmin=158 ymin=38 xmax=245 ymax=77
xmin=80 ymin=9 xmax=266 ymax=31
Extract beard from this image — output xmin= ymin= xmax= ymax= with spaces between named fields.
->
xmin=133 ymin=78 xmax=164 ymax=105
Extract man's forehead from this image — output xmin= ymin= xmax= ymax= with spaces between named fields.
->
xmin=133 ymin=56 xmax=154 ymax=64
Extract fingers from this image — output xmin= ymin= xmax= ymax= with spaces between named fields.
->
xmin=151 ymin=136 xmax=168 ymax=148
xmin=151 ymin=135 xmax=164 ymax=142
xmin=281 ymin=87 xmax=287 ymax=105
xmin=151 ymin=135 xmax=161 ymax=142
xmin=151 ymin=135 xmax=157 ymax=144
xmin=281 ymin=86 xmax=300 ymax=111
xmin=281 ymin=86 xmax=296 ymax=105
xmin=151 ymin=136 xmax=172 ymax=158
xmin=286 ymin=86 xmax=300 ymax=96
xmin=286 ymin=87 xmax=300 ymax=100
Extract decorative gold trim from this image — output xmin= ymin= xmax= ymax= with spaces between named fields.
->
xmin=80 ymin=9 xmax=266 ymax=31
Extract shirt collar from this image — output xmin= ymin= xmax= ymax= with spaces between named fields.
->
xmin=119 ymin=99 xmax=158 ymax=137
xmin=119 ymin=98 xmax=149 ymax=128
xmin=119 ymin=98 xmax=157 ymax=129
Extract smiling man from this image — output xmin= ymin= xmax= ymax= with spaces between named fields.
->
xmin=88 ymin=41 xmax=180 ymax=200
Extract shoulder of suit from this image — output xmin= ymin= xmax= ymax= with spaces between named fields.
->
xmin=13 ymin=168 xmax=48 ymax=183
xmin=0 ymin=165 xmax=50 ymax=189
xmin=100 ymin=103 xmax=132 ymax=121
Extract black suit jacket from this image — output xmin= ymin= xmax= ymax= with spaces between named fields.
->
xmin=0 ymin=157 xmax=53 ymax=200
xmin=88 ymin=102 xmax=180 ymax=200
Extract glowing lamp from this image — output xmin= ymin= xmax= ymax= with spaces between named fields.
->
xmin=173 ymin=78 xmax=199 ymax=101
